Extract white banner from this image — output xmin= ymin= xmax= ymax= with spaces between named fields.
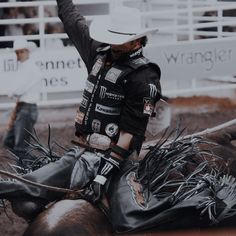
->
xmin=1 ymin=37 xmax=236 ymax=98
xmin=0 ymin=47 xmax=87 ymax=95
xmin=145 ymin=37 xmax=236 ymax=90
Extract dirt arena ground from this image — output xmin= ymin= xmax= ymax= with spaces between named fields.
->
xmin=1 ymin=95 xmax=236 ymax=236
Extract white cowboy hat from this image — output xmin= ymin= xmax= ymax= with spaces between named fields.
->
xmin=13 ymin=38 xmax=37 ymax=52
xmin=89 ymin=6 xmax=158 ymax=45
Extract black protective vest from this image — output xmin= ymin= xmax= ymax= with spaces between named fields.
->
xmin=76 ymin=48 xmax=160 ymax=142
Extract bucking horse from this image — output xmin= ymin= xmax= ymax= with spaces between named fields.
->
xmin=2 ymin=119 xmax=236 ymax=236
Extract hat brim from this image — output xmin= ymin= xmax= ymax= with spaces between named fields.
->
xmin=89 ymin=16 xmax=158 ymax=45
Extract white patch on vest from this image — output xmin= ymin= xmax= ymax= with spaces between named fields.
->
xmin=104 ymin=68 xmax=122 ymax=84
xmin=105 ymin=123 xmax=119 ymax=137
xmin=95 ymin=104 xmax=120 ymax=115
xmin=85 ymin=80 xmax=94 ymax=93
xmin=92 ymin=119 xmax=101 ymax=133
xmin=80 ymin=96 xmax=89 ymax=108
xmin=91 ymin=58 xmax=103 ymax=76
xmin=132 ymin=57 xmax=148 ymax=65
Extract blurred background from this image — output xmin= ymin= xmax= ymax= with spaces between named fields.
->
xmin=0 ymin=0 xmax=236 ymax=110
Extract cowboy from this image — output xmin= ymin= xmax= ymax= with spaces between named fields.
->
xmin=0 ymin=1 xmax=161 ymax=226
xmin=3 ymin=39 xmax=41 ymax=165
xmin=65 ymin=2 xmax=162 ymax=202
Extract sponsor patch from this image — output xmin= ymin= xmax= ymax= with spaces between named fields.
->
xmin=129 ymin=48 xmax=142 ymax=58
xmin=106 ymin=92 xmax=124 ymax=101
xmin=105 ymin=123 xmax=119 ymax=137
xmin=126 ymin=172 xmax=147 ymax=209
xmin=105 ymin=68 xmax=122 ymax=84
xmin=85 ymin=80 xmax=94 ymax=93
xmin=80 ymin=96 xmax=88 ymax=108
xmin=143 ymin=97 xmax=154 ymax=115
xmin=75 ymin=111 xmax=85 ymax=124
xmin=99 ymin=86 xmax=124 ymax=100
xmin=90 ymin=58 xmax=103 ymax=76
xmin=132 ymin=57 xmax=148 ymax=65
xmin=99 ymin=86 xmax=107 ymax=99
xmin=148 ymin=84 xmax=158 ymax=98
xmin=91 ymin=119 xmax=101 ymax=133
xmin=95 ymin=104 xmax=120 ymax=115
xmin=101 ymin=162 xmax=113 ymax=175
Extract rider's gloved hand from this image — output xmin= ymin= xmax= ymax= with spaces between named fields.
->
xmin=83 ymin=152 xmax=123 ymax=203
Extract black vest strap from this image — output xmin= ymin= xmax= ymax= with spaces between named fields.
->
xmin=111 ymin=145 xmax=131 ymax=159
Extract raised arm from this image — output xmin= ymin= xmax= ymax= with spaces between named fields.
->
xmin=56 ymin=0 xmax=101 ymax=71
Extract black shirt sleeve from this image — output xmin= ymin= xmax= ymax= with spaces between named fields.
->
xmin=56 ymin=0 xmax=100 ymax=72
xmin=119 ymin=65 xmax=161 ymax=137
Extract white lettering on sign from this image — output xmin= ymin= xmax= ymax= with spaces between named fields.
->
xmin=2 ymin=58 xmax=18 ymax=72
xmin=36 ymin=58 xmax=82 ymax=71
xmin=0 ymin=48 xmax=87 ymax=95
xmin=43 ymin=77 xmax=68 ymax=87
xmin=164 ymin=48 xmax=232 ymax=71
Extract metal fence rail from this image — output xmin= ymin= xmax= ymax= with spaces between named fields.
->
xmin=1 ymin=0 xmax=236 ymax=47
xmin=0 ymin=0 xmax=236 ymax=110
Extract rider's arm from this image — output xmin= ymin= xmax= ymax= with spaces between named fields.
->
xmin=56 ymin=0 xmax=100 ymax=71
xmin=119 ymin=66 xmax=162 ymax=153
xmin=110 ymin=131 xmax=133 ymax=160
xmin=84 ymin=131 xmax=133 ymax=203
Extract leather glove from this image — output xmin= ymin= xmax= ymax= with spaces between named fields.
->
xmin=83 ymin=153 xmax=123 ymax=203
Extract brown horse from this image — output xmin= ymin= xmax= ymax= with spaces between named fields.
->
xmin=23 ymin=199 xmax=112 ymax=236
xmin=14 ymin=120 xmax=236 ymax=236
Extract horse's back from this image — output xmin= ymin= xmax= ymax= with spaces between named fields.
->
xmin=23 ymin=199 xmax=112 ymax=236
